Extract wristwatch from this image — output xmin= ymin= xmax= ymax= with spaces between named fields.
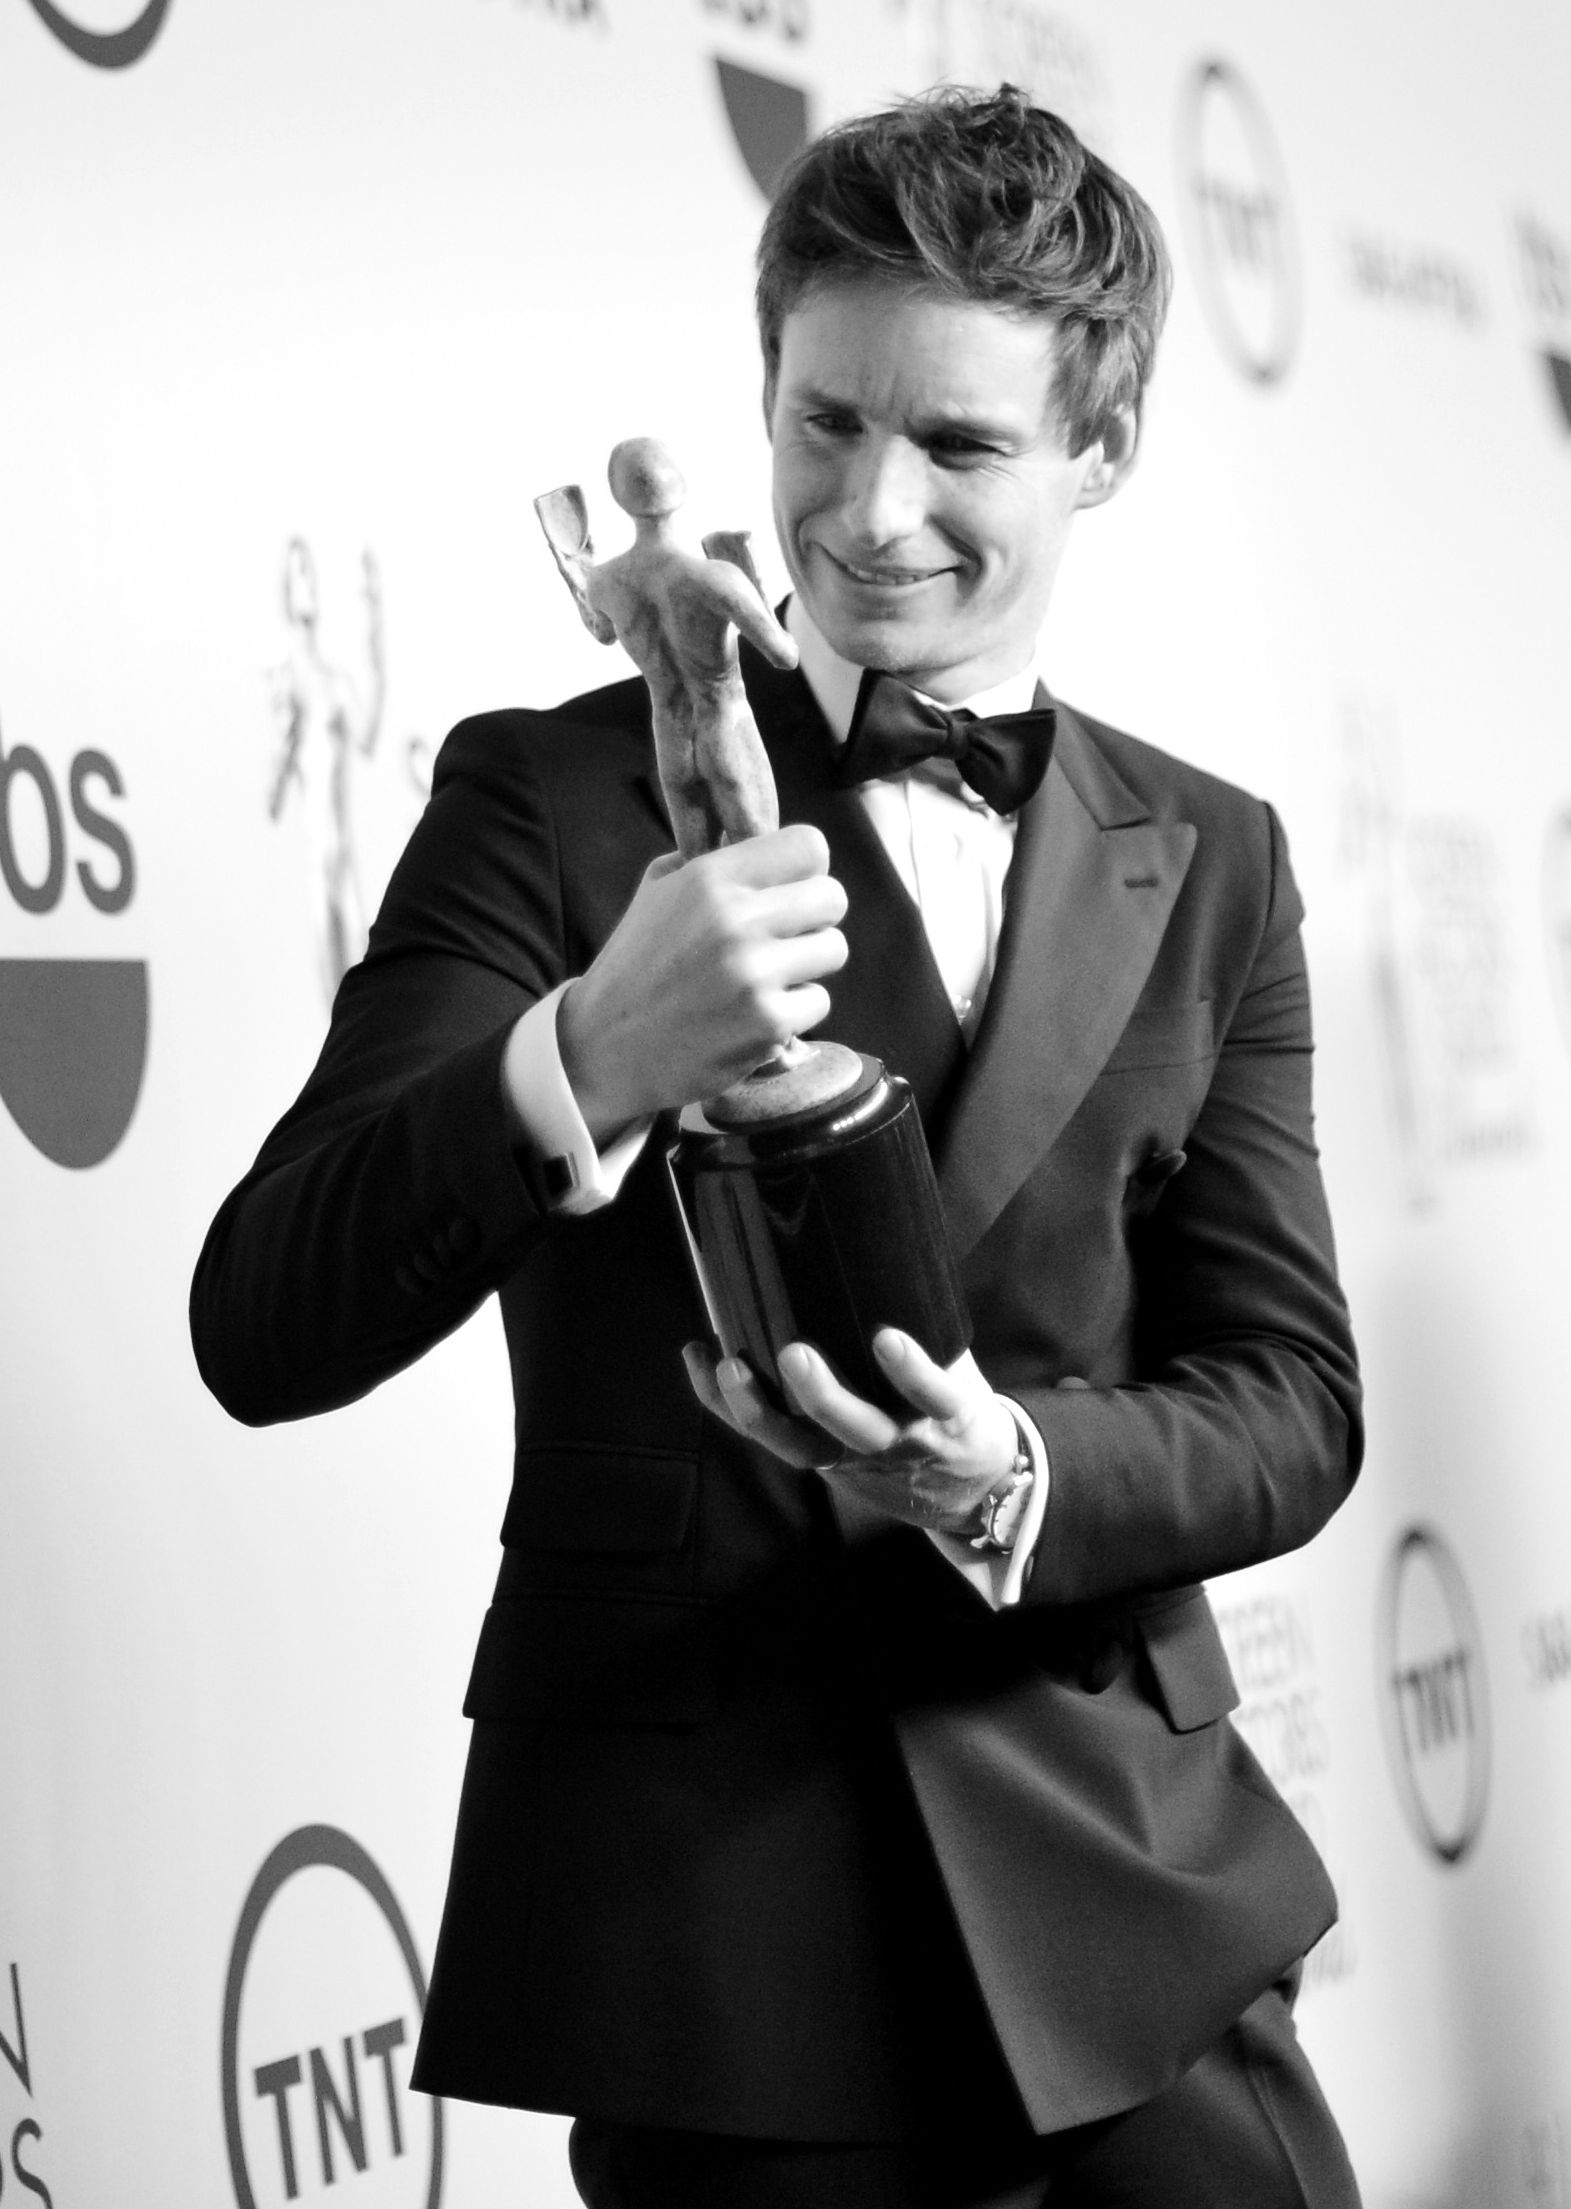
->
xmin=966 ymin=1443 xmax=1034 ymax=1555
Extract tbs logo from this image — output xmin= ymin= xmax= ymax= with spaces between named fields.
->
xmin=0 ymin=722 xmax=145 ymax=1170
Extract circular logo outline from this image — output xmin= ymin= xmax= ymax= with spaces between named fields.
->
xmin=1543 ymin=807 xmax=1571 ymax=1055
xmin=1176 ymin=56 xmax=1300 ymax=386
xmin=25 ymin=0 xmax=171 ymax=68
xmin=1376 ymin=1523 xmax=1490 ymax=1866
xmin=221 ymin=1824 xmax=443 ymax=2209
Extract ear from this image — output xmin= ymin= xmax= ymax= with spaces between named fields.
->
xmin=1074 ymin=406 xmax=1140 ymax=511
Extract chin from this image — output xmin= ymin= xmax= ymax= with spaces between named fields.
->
xmin=812 ymin=600 xmax=945 ymax=679
xmin=849 ymin=635 xmax=935 ymax=677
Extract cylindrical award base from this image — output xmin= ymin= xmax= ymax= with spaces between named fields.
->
xmin=666 ymin=1048 xmax=970 ymax=1417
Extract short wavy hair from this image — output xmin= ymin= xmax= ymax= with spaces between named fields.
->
xmin=756 ymin=86 xmax=1171 ymax=455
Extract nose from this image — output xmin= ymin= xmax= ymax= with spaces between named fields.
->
xmin=840 ymin=436 xmax=926 ymax=551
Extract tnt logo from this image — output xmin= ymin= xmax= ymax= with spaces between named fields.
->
xmin=1378 ymin=1525 xmax=1490 ymax=1865
xmin=22 ymin=0 xmax=171 ymax=69
xmin=222 ymin=1828 xmax=442 ymax=2209
xmin=1177 ymin=58 xmax=1300 ymax=384
xmin=0 ymin=719 xmax=146 ymax=1170
xmin=253 ymin=2022 xmax=412 ymax=2198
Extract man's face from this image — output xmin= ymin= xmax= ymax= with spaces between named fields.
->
xmin=768 ymin=279 xmax=1128 ymax=700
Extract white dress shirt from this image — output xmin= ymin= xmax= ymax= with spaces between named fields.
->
xmin=506 ymin=599 xmax=1052 ymax=1601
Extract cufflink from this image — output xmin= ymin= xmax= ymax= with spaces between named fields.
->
xmin=542 ymin=1152 xmax=582 ymax=1203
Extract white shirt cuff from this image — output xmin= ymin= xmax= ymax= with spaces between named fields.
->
xmin=504 ymin=982 xmax=652 ymax=1215
xmin=925 ymin=1394 xmax=1050 ymax=1609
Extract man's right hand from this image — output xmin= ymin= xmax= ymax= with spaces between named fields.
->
xmin=542 ymin=825 xmax=848 ymax=1141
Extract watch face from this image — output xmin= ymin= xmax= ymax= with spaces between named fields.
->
xmin=987 ymin=1463 xmax=1033 ymax=1550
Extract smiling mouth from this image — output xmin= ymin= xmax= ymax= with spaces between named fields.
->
xmin=823 ymin=549 xmax=952 ymax=589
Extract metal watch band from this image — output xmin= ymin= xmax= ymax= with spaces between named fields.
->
xmin=967 ymin=1451 xmax=1034 ymax=1554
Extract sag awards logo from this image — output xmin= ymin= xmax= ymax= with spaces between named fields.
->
xmin=1378 ymin=1525 xmax=1490 ymax=1866
xmin=0 ymin=716 xmax=145 ymax=1170
xmin=1 ymin=1962 xmax=53 ymax=2205
xmin=705 ymin=0 xmax=813 ymax=201
xmin=222 ymin=1826 xmax=443 ymax=2209
xmin=21 ymin=0 xmax=171 ymax=68
xmin=1336 ymin=696 xmax=1533 ymax=1206
xmin=1213 ymin=1589 xmax=1354 ymax=1990
xmin=900 ymin=2 xmax=1113 ymax=154
xmin=1177 ymin=58 xmax=1299 ymax=384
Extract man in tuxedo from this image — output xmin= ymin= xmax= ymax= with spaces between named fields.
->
xmin=192 ymin=87 xmax=1363 ymax=2209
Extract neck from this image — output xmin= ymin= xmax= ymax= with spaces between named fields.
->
xmin=784 ymin=598 xmax=1044 ymax=741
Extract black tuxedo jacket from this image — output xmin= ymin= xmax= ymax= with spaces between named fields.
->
xmin=191 ymin=648 xmax=1362 ymax=2143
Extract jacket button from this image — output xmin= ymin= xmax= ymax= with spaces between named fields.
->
xmin=1080 ymin=1638 xmax=1125 ymax=1694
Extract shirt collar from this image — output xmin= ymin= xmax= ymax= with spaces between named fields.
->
xmin=783 ymin=596 xmax=1045 ymax=746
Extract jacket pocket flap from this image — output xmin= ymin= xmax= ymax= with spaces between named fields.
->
xmin=463 ymin=1590 xmax=719 ymax=1728
xmin=501 ymin=1448 xmax=697 ymax=1553
xmin=1138 ymin=1592 xmax=1239 ymax=1732
xmin=1101 ymin=1000 xmax=1215 ymax=1074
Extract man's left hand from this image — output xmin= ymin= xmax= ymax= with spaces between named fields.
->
xmin=682 ymin=1329 xmax=1018 ymax=1536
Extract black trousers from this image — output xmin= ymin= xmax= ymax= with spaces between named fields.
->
xmin=567 ymin=1979 xmax=1362 ymax=2209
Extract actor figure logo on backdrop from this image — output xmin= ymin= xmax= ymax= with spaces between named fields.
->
xmin=266 ymin=537 xmax=432 ymax=1008
xmin=1517 ymin=210 xmax=1571 ymax=432
xmin=268 ymin=538 xmax=383 ymax=1002
xmin=267 ymin=537 xmax=440 ymax=1011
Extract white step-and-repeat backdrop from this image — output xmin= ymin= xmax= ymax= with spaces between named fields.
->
xmin=4 ymin=2 xmax=1570 ymax=2203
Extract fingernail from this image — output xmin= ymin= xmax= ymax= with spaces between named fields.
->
xmin=779 ymin=1345 xmax=810 ymax=1379
xmin=875 ymin=1331 xmax=905 ymax=1361
xmin=718 ymin=1359 xmax=747 ymax=1390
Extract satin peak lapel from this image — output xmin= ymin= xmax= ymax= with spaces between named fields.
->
xmin=937 ymin=712 xmax=1197 ymax=1264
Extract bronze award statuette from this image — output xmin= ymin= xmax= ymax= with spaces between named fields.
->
xmin=534 ymin=438 xmax=968 ymax=1415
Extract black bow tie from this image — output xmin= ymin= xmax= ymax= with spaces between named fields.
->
xmin=836 ymin=672 xmax=1057 ymax=815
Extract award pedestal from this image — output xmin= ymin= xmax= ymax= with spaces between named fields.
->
xmin=667 ymin=1042 xmax=970 ymax=1417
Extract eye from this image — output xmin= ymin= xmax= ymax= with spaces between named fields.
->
xmin=804 ymin=409 xmax=861 ymax=439
xmin=928 ymin=432 xmax=1001 ymax=466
